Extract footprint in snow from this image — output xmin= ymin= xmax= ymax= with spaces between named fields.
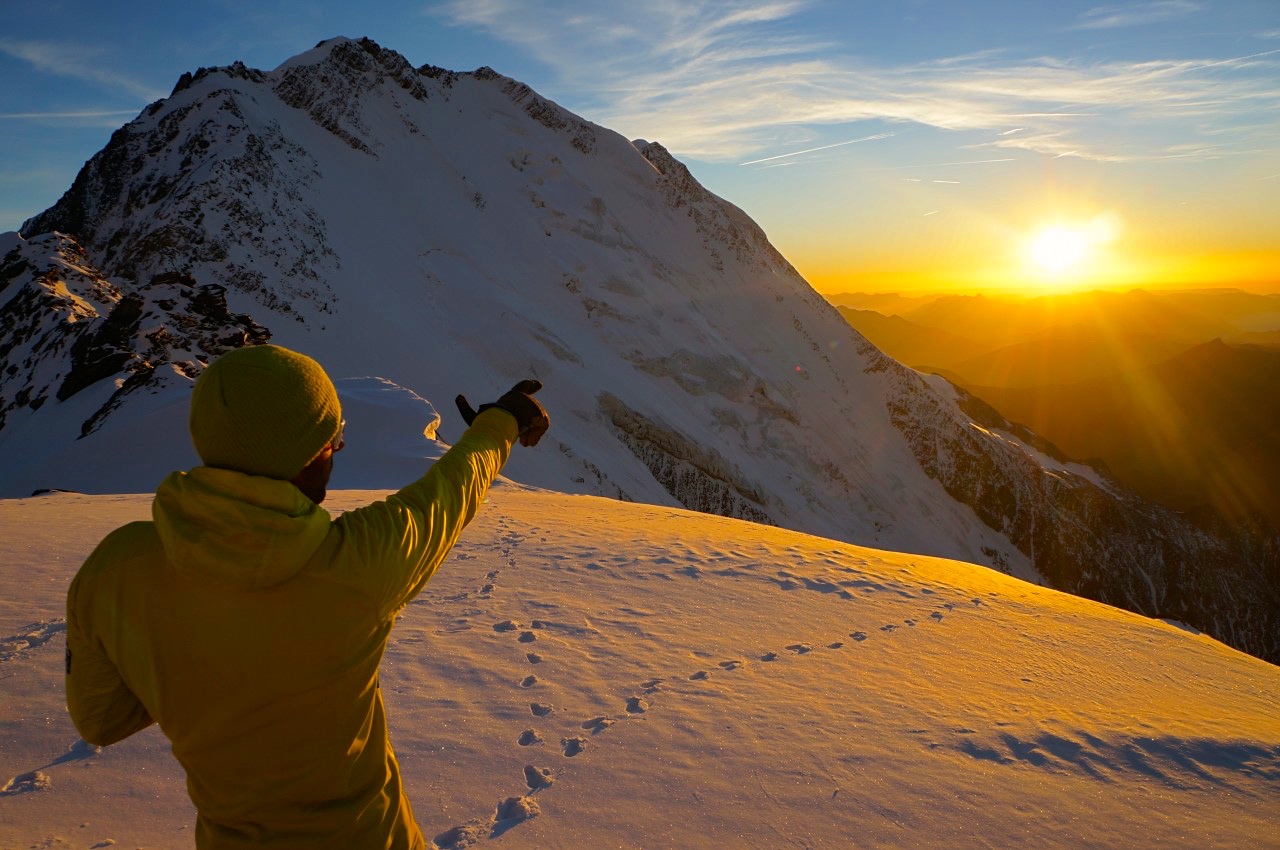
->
xmin=526 ymin=652 xmax=544 ymax=664
xmin=493 ymin=795 xmax=540 ymax=831
xmin=493 ymin=620 xmax=520 ymax=632
xmin=561 ymin=737 xmax=586 ymax=757
xmin=761 ymin=651 xmax=779 ymax=661
xmin=1 ymin=771 xmax=52 ymax=796
xmin=785 ymin=643 xmax=813 ymax=654
xmin=434 ymin=821 xmax=487 ymax=849
xmin=718 ymin=660 xmax=744 ymax=671
xmin=581 ymin=716 xmax=615 ymax=734
xmin=625 ymin=697 xmax=649 ymax=714
xmin=520 ymin=676 xmax=538 ymax=688
xmin=849 ymin=631 xmax=868 ymax=641
xmin=524 ymin=765 xmax=554 ymax=791
xmin=518 ymin=730 xmax=543 ymax=747
xmin=880 ymin=624 xmax=898 ymax=633
xmin=930 ymin=612 xmax=945 ymax=622
xmin=690 ymin=670 xmax=711 ymax=681
xmin=641 ymin=678 xmax=663 ymax=693
xmin=518 ymin=631 xmax=537 ymax=644
xmin=827 ymin=641 xmax=845 ymax=649
xmin=530 ymin=703 xmax=553 ymax=717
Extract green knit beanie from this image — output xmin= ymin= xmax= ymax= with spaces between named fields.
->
xmin=189 ymin=345 xmax=343 ymax=480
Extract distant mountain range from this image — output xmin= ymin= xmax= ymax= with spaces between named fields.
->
xmin=838 ymin=292 xmax=1280 ymax=531
xmin=969 ymin=339 xmax=1280 ymax=529
xmin=1 ymin=37 xmax=1275 ymax=661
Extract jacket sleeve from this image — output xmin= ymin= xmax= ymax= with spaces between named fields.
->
xmin=65 ymin=560 xmax=155 ymax=746
xmin=333 ymin=408 xmax=518 ymax=620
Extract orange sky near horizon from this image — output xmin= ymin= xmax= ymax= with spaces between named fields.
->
xmin=797 ymin=247 xmax=1280 ymax=297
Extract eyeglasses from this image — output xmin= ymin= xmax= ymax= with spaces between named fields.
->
xmin=330 ymin=419 xmax=346 ymax=453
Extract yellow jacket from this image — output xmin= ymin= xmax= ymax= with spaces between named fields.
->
xmin=66 ymin=409 xmax=517 ymax=849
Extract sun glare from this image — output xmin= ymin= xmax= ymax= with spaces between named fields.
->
xmin=1030 ymin=227 xmax=1089 ymax=274
xmin=1022 ymin=215 xmax=1121 ymax=291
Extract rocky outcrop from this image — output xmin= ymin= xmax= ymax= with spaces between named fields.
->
xmin=0 ymin=232 xmax=270 ymax=438
xmin=22 ymin=79 xmax=339 ymax=321
xmin=600 ymin=392 xmax=773 ymax=524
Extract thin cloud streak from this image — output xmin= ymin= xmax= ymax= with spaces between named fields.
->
xmin=0 ymin=40 xmax=167 ymax=103
xmin=436 ymin=0 xmax=1280 ymax=164
xmin=882 ymin=158 xmax=1016 ymax=170
xmin=0 ymin=110 xmax=142 ymax=120
xmin=740 ymin=133 xmax=894 ymax=166
xmin=1071 ymin=1 xmax=1203 ymax=31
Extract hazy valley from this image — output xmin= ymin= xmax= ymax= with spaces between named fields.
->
xmin=835 ymin=290 xmax=1280 ymax=529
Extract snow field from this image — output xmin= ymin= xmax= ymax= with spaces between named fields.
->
xmin=2 ymin=488 xmax=1276 ymax=849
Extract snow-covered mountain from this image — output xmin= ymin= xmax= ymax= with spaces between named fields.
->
xmin=1 ymin=37 xmax=1275 ymax=663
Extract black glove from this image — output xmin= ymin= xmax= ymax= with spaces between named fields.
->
xmin=456 ymin=379 xmax=550 ymax=447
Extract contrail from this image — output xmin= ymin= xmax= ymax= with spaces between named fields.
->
xmin=741 ymin=133 xmax=894 ymax=166
xmin=1181 ymin=48 xmax=1280 ymax=73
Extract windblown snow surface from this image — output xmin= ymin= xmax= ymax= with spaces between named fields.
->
xmin=2 ymin=483 xmax=1277 ymax=847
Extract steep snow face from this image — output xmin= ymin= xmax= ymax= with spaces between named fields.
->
xmin=4 ymin=37 xmax=1277 ymax=661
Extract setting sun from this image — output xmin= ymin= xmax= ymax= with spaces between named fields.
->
xmin=1022 ymin=215 xmax=1121 ymax=290
xmin=1029 ymin=227 xmax=1090 ymax=275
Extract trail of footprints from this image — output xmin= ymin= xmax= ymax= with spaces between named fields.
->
xmin=435 ymin=522 xmax=983 ymax=847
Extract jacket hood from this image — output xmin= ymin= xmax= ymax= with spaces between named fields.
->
xmin=153 ymin=467 xmax=332 ymax=589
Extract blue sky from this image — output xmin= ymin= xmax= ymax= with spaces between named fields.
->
xmin=3 ymin=1 xmax=1278 ymax=292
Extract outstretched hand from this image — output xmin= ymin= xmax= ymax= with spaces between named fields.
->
xmin=456 ymin=379 xmax=550 ymax=447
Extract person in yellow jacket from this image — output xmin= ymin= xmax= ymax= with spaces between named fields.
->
xmin=65 ymin=344 xmax=549 ymax=849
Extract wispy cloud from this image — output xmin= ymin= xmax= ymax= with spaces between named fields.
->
xmin=887 ymin=159 xmax=1017 ymax=170
xmin=1071 ymin=1 xmax=1202 ymax=30
xmin=434 ymin=0 xmax=1280 ymax=164
xmin=0 ymin=109 xmax=140 ymax=121
xmin=0 ymin=40 xmax=166 ymax=103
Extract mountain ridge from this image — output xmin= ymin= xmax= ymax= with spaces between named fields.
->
xmin=3 ymin=36 xmax=1276 ymax=662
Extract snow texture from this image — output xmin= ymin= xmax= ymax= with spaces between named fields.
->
xmin=0 ymin=489 xmax=1276 ymax=848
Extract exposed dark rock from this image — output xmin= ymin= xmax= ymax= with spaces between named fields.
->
xmin=599 ymin=392 xmax=773 ymax=525
xmin=57 ymin=293 xmax=144 ymax=401
xmin=0 ymin=233 xmax=271 ymax=438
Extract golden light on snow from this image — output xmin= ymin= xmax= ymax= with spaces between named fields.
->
xmin=1023 ymin=214 xmax=1122 ymax=290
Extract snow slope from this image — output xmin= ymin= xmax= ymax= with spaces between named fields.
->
xmin=2 ymin=487 xmax=1276 ymax=849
